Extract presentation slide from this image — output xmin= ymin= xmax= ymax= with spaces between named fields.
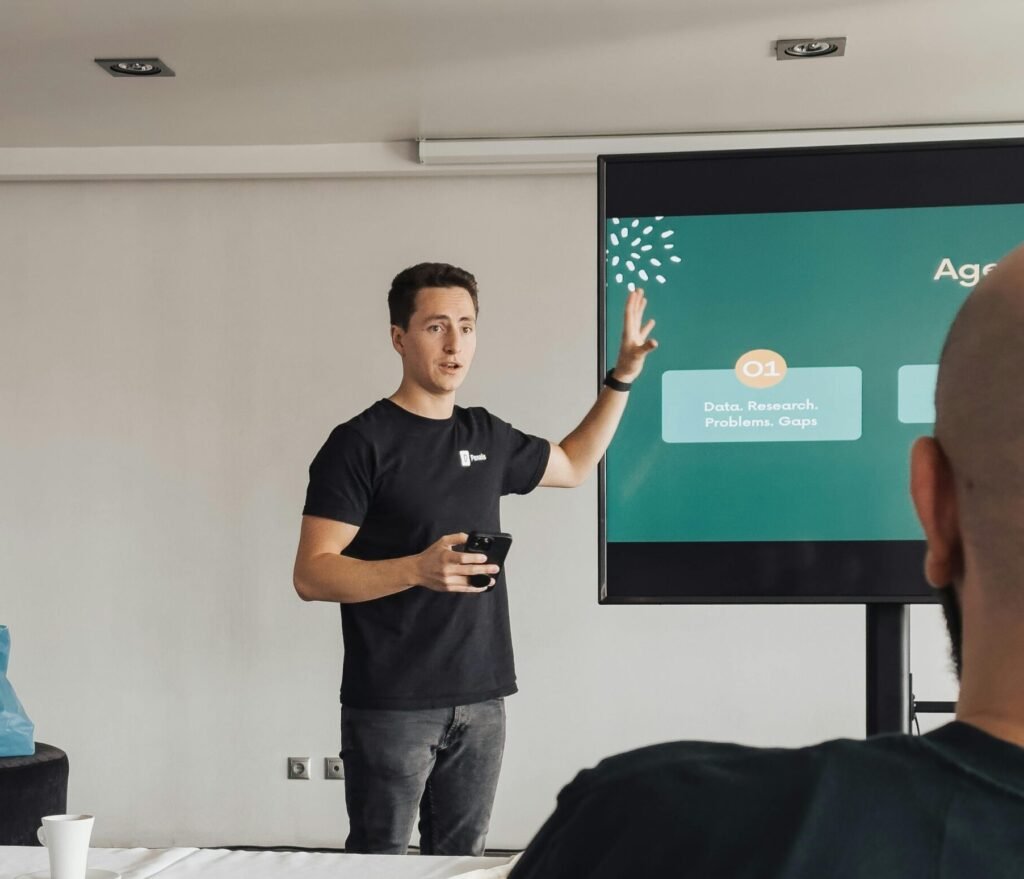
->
xmin=600 ymin=140 xmax=1024 ymax=602
xmin=605 ymin=203 xmax=1021 ymax=545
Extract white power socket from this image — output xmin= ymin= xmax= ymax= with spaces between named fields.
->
xmin=287 ymin=757 xmax=311 ymax=780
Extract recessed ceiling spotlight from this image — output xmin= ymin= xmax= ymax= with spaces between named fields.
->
xmin=775 ymin=38 xmax=846 ymax=61
xmin=95 ymin=57 xmax=175 ymax=77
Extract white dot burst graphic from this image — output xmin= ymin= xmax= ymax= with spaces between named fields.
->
xmin=605 ymin=216 xmax=682 ymax=293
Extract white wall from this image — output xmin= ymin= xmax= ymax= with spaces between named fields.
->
xmin=0 ymin=174 xmax=958 ymax=849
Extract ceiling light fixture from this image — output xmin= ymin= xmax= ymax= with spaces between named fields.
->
xmin=95 ymin=58 xmax=175 ymax=77
xmin=775 ymin=38 xmax=846 ymax=61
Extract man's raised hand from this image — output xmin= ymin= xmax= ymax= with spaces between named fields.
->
xmin=614 ymin=287 xmax=658 ymax=381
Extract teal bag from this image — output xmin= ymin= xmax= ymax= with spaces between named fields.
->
xmin=0 ymin=625 xmax=35 ymax=757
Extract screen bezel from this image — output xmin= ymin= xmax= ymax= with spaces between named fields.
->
xmin=598 ymin=137 xmax=1024 ymax=604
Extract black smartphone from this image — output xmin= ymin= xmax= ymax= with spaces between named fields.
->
xmin=454 ymin=531 xmax=513 ymax=590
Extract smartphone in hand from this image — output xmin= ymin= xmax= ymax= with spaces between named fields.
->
xmin=454 ymin=531 xmax=513 ymax=590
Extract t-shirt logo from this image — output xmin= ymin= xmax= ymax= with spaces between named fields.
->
xmin=459 ymin=450 xmax=488 ymax=467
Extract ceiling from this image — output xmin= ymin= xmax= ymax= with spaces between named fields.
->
xmin=2 ymin=0 xmax=1022 ymax=149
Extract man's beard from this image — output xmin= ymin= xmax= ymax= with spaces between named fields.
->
xmin=936 ymin=584 xmax=963 ymax=681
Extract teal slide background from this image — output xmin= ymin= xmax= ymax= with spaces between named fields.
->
xmin=605 ymin=203 xmax=1024 ymax=542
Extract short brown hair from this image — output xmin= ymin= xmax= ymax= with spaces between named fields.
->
xmin=388 ymin=263 xmax=479 ymax=330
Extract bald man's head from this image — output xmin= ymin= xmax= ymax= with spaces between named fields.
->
xmin=932 ymin=243 xmax=1024 ymax=599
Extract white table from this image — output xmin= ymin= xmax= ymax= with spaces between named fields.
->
xmin=0 ymin=847 xmax=199 ymax=879
xmin=0 ymin=847 xmax=516 ymax=879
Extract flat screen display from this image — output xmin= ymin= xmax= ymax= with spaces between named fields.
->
xmin=599 ymin=139 xmax=1024 ymax=602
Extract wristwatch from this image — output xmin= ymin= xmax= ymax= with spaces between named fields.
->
xmin=603 ymin=369 xmax=633 ymax=392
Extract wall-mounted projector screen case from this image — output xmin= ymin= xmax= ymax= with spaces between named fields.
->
xmin=599 ymin=138 xmax=1024 ymax=603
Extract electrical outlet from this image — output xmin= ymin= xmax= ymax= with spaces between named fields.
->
xmin=287 ymin=757 xmax=311 ymax=780
xmin=324 ymin=757 xmax=344 ymax=780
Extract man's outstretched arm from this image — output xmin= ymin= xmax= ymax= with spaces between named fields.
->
xmin=540 ymin=288 xmax=657 ymax=488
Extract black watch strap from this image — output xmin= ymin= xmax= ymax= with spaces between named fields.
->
xmin=604 ymin=369 xmax=633 ymax=392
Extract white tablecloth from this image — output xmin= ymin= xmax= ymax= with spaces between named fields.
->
xmin=0 ymin=847 xmax=516 ymax=879
xmin=0 ymin=847 xmax=199 ymax=879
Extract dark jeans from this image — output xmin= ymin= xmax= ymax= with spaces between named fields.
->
xmin=340 ymin=698 xmax=506 ymax=856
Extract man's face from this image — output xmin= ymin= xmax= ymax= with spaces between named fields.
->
xmin=391 ymin=286 xmax=477 ymax=394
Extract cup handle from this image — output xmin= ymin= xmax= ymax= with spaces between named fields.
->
xmin=37 ymin=826 xmax=46 ymax=846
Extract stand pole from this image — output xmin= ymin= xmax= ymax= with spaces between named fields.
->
xmin=866 ymin=603 xmax=910 ymax=736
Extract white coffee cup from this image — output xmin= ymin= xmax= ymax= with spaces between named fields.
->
xmin=36 ymin=814 xmax=94 ymax=879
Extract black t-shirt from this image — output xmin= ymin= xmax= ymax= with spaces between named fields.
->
xmin=510 ymin=722 xmax=1024 ymax=878
xmin=303 ymin=399 xmax=550 ymax=709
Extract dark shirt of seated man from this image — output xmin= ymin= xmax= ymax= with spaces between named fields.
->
xmin=512 ymin=241 xmax=1024 ymax=878
xmin=509 ymin=722 xmax=1024 ymax=878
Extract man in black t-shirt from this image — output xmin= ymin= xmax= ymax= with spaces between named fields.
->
xmin=293 ymin=262 xmax=658 ymax=856
xmin=509 ymin=244 xmax=1024 ymax=878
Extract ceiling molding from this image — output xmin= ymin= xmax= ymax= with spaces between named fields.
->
xmin=5 ymin=122 xmax=1024 ymax=181
xmin=0 ymin=140 xmax=591 ymax=181
xmin=419 ymin=121 xmax=1024 ymax=165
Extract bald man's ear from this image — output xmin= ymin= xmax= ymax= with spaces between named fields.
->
xmin=910 ymin=436 xmax=963 ymax=588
